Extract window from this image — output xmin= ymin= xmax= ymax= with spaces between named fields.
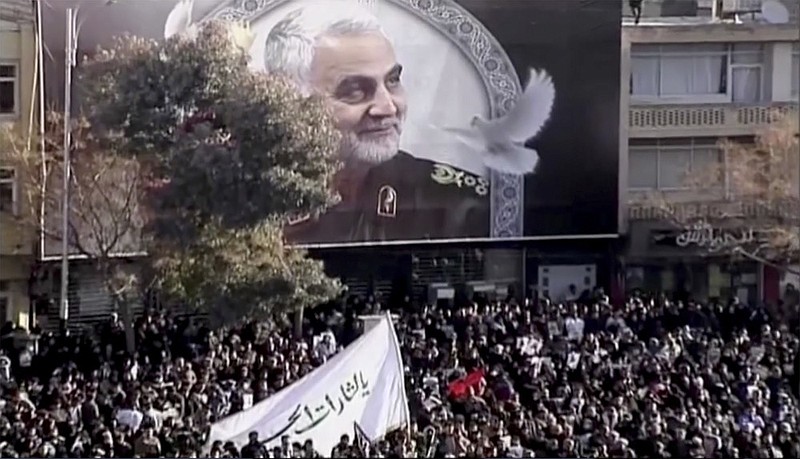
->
xmin=0 ymin=63 xmax=18 ymax=116
xmin=730 ymin=43 xmax=764 ymax=103
xmin=792 ymin=43 xmax=799 ymax=98
xmin=628 ymin=138 xmax=723 ymax=190
xmin=0 ymin=168 xmax=16 ymax=214
xmin=631 ymin=43 xmax=764 ymax=103
xmin=0 ymin=296 xmax=7 ymax=324
xmin=0 ymin=281 xmax=7 ymax=324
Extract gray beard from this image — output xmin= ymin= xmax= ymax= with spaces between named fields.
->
xmin=339 ymin=130 xmax=400 ymax=164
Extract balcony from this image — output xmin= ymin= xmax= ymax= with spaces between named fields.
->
xmin=629 ymin=102 xmax=799 ymax=138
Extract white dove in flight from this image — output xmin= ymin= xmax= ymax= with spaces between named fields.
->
xmin=441 ymin=68 xmax=555 ymax=175
xmin=164 ymin=0 xmax=197 ymax=40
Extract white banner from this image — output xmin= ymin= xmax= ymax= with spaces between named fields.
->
xmin=206 ymin=313 xmax=409 ymax=455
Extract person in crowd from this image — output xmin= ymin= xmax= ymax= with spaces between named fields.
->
xmin=0 ymin=289 xmax=797 ymax=458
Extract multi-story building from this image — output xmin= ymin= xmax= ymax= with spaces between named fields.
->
xmin=22 ymin=0 xmax=798 ymax=326
xmin=0 ymin=0 xmax=38 ymax=327
xmin=621 ymin=0 xmax=800 ymax=303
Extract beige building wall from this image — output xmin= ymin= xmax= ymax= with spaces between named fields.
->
xmin=0 ymin=1 xmax=38 ymax=328
xmin=624 ymin=21 xmax=800 ymax=207
xmin=622 ymin=14 xmax=799 ymax=302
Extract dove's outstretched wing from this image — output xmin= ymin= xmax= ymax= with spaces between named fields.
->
xmin=164 ymin=0 xmax=194 ymax=39
xmin=438 ymin=124 xmax=541 ymax=175
xmin=430 ymin=67 xmax=554 ymax=175
xmin=482 ymin=68 xmax=555 ymax=144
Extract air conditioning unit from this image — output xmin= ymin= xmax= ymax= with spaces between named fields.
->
xmin=721 ymin=0 xmax=762 ymax=13
xmin=697 ymin=0 xmax=715 ymax=16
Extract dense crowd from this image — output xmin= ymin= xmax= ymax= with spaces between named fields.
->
xmin=0 ymin=288 xmax=797 ymax=458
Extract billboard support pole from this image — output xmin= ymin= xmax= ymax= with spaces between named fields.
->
xmin=59 ymin=8 xmax=76 ymax=328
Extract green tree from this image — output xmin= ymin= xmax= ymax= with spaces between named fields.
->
xmin=154 ymin=220 xmax=341 ymax=325
xmin=80 ymin=21 xmax=343 ymax=325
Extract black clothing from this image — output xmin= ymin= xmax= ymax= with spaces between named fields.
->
xmin=241 ymin=442 xmax=267 ymax=459
xmin=287 ymin=152 xmax=490 ymax=244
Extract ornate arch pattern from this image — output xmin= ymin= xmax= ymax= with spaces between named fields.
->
xmin=207 ymin=0 xmax=525 ymax=238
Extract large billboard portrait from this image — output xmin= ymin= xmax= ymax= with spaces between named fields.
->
xmin=43 ymin=0 xmax=621 ymax=248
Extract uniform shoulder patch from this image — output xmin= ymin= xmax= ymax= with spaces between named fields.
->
xmin=430 ymin=163 xmax=489 ymax=196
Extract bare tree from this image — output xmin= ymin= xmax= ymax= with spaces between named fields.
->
xmin=1 ymin=113 xmax=146 ymax=345
xmin=644 ymin=114 xmax=799 ymax=272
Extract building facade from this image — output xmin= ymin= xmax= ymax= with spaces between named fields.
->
xmin=621 ymin=0 xmax=800 ymax=304
xmin=0 ymin=0 xmax=37 ymax=328
xmin=33 ymin=0 xmax=625 ymax=323
xmin=17 ymin=0 xmax=798 ymax=328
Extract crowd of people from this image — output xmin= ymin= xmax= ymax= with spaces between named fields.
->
xmin=0 ymin=288 xmax=797 ymax=458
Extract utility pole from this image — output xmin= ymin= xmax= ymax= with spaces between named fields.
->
xmin=59 ymin=8 xmax=76 ymax=330
xmin=33 ymin=0 xmax=47 ymax=337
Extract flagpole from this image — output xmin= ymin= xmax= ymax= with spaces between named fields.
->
xmin=384 ymin=311 xmax=412 ymax=438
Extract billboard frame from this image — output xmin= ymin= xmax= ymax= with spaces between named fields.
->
xmin=208 ymin=0 xmax=527 ymax=240
xmin=296 ymin=233 xmax=620 ymax=250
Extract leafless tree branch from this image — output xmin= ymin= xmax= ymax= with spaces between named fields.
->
xmin=637 ymin=114 xmax=799 ymax=266
xmin=1 ymin=112 xmax=145 ymax=298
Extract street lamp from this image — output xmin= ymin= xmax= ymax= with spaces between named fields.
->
xmin=58 ymin=1 xmax=121 ymax=328
xmin=58 ymin=7 xmax=76 ymax=328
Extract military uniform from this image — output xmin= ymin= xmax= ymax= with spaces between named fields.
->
xmin=286 ymin=152 xmax=490 ymax=244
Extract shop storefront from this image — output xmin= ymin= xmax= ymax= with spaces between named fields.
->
xmin=524 ymin=239 xmax=619 ymax=303
xmin=316 ymin=239 xmax=618 ymax=306
xmin=317 ymin=246 xmax=527 ymax=304
xmin=625 ymin=220 xmax=763 ymax=304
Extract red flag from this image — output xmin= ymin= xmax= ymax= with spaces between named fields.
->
xmin=447 ymin=369 xmax=485 ymax=399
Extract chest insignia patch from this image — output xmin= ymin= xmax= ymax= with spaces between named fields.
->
xmin=430 ymin=163 xmax=489 ymax=196
xmin=376 ymin=185 xmax=398 ymax=218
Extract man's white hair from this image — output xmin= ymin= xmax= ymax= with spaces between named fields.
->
xmin=263 ymin=1 xmax=388 ymax=93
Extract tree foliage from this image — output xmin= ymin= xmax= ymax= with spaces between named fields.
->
xmin=81 ymin=21 xmax=340 ymax=234
xmin=80 ymin=21 xmax=343 ymax=323
xmin=648 ymin=114 xmax=799 ymax=263
xmin=154 ymin=220 xmax=341 ymax=325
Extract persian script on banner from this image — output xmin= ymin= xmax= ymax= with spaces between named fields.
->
xmin=206 ymin=313 xmax=409 ymax=455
